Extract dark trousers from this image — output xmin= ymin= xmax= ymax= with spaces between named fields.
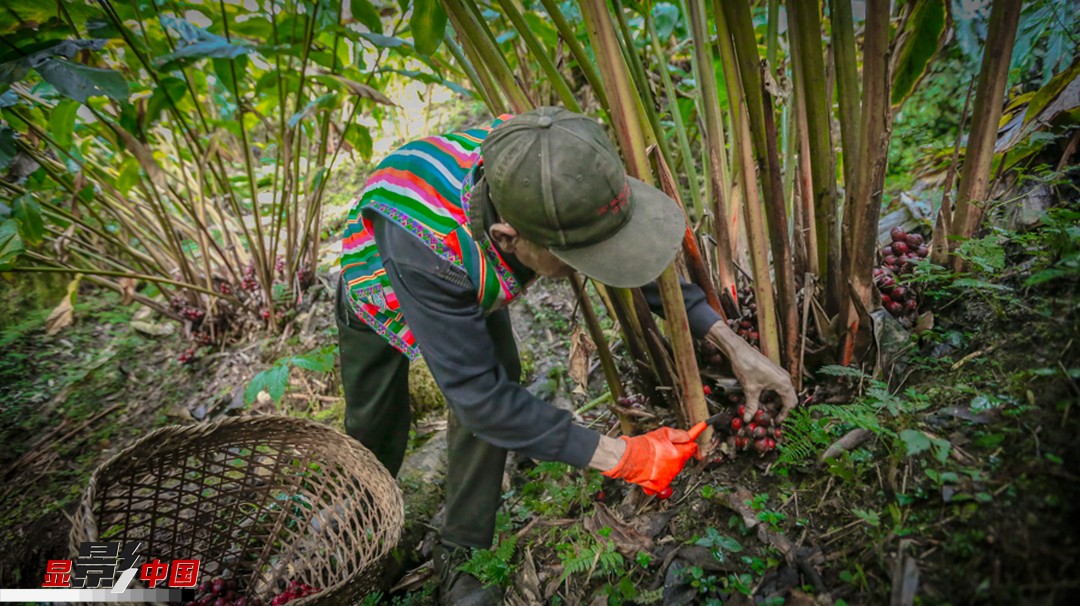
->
xmin=335 ymin=281 xmax=519 ymax=549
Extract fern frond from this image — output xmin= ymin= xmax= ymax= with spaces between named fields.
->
xmin=817 ymin=365 xmax=870 ymax=379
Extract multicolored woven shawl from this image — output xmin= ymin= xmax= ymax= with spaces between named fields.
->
xmin=339 ymin=115 xmax=521 ymax=360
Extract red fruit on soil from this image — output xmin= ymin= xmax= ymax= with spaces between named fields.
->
xmin=882 ymin=246 xmax=893 ymax=257
xmin=764 ymin=437 xmax=776 ymax=450
xmin=748 ymin=331 xmax=760 ymax=343
xmin=656 ymin=486 xmax=674 ymax=499
xmin=877 ymin=275 xmax=895 ymax=290
xmin=753 ymin=425 xmax=767 ymax=439
xmin=703 ymin=385 xmax=712 ymax=396
xmin=873 ymin=267 xmax=885 ymax=277
xmin=917 ymin=244 xmax=929 ymax=257
xmin=891 ymin=226 xmax=907 ymax=242
xmin=731 ymin=417 xmax=743 ymax=430
xmin=883 ymin=255 xmax=898 ymax=267
xmin=881 ymin=293 xmax=892 ymax=305
xmin=738 ymin=405 xmax=745 ymax=416
xmin=754 ymin=438 xmax=770 ymax=453
xmin=906 ymin=233 xmax=924 ymax=247
xmin=260 ymin=310 xmax=270 ymax=320
xmin=740 ymin=320 xmax=753 ymax=329
xmin=735 ymin=436 xmax=747 ymax=449
xmin=754 ymin=409 xmax=770 ymax=425
xmin=774 ymin=428 xmax=783 ymax=440
xmin=886 ymin=301 xmax=903 ymax=315
xmin=892 ymin=241 xmax=909 ymax=255
xmin=905 ymin=299 xmax=918 ymax=312
xmin=213 ymin=579 xmax=225 ymax=595
xmin=892 ymin=286 xmax=907 ymax=300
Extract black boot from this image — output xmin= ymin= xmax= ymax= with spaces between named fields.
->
xmin=432 ymin=543 xmax=504 ymax=606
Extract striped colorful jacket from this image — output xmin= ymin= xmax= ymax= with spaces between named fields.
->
xmin=339 ymin=115 xmax=522 ymax=360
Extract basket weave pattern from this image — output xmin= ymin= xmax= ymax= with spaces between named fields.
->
xmin=70 ymin=416 xmax=403 ymax=605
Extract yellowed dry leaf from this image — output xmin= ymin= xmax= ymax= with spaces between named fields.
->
xmin=567 ymin=326 xmax=595 ymax=390
xmin=118 ymin=277 xmax=137 ymax=306
xmin=46 ymin=275 xmax=81 ymax=336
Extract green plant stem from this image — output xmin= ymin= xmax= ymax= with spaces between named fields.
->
xmin=494 ymin=0 xmax=580 ymax=112
xmin=571 ymin=276 xmax=632 ymax=434
xmin=537 ymin=0 xmax=609 ymax=110
xmin=644 ymin=9 xmax=704 ymax=221
xmin=13 ymin=260 xmax=235 ymax=302
xmin=788 ymin=0 xmax=840 ymax=313
xmin=685 ymin=0 xmax=737 ymax=317
xmin=444 ymin=0 xmax=532 ymax=113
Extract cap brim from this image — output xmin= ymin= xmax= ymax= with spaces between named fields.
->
xmin=550 ymin=177 xmax=685 ymax=288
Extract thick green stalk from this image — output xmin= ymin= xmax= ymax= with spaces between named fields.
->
xmin=612 ymin=0 xmax=671 ymax=162
xmin=494 ymin=0 xmax=580 ymax=112
xmin=788 ymin=0 xmax=840 ymax=313
xmin=712 ymin=7 xmax=780 ymax=364
xmin=571 ymin=276 xmax=633 ymax=434
xmin=537 ymin=0 xmax=609 ymax=110
xmin=444 ymin=0 xmax=532 ymax=113
xmin=837 ymin=0 xmax=892 ymax=365
xmin=444 ymin=29 xmax=507 ymax=114
xmin=717 ymin=0 xmax=796 ymax=371
xmin=950 ymin=0 xmax=1023 ymax=269
xmin=645 ymin=12 xmax=705 ymax=221
xmin=830 ymin=0 xmax=861 ymax=280
xmin=685 ymin=0 xmax=738 ymax=316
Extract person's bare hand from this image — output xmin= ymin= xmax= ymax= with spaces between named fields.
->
xmin=705 ymin=322 xmax=798 ymax=423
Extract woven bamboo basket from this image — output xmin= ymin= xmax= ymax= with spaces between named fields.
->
xmin=69 ymin=415 xmax=403 ymax=605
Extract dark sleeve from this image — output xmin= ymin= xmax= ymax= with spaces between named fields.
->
xmin=373 ymin=218 xmax=600 ymax=468
xmin=640 ymin=279 xmax=722 ymax=339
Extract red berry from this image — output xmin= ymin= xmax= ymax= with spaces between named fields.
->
xmin=773 ymin=428 xmax=783 ymax=439
xmin=731 ymin=417 xmax=743 ymax=430
xmin=892 ymin=286 xmax=907 ymax=299
xmin=905 ymin=298 xmax=918 ymax=312
xmin=881 ymin=293 xmax=892 ymax=304
xmin=213 ymin=599 xmax=226 ymax=606
xmin=748 ymin=331 xmax=760 ymax=341
xmin=213 ymin=579 xmax=225 ymax=595
xmin=917 ymin=244 xmax=929 ymax=257
xmin=754 ymin=409 xmax=770 ymax=425
xmin=905 ymin=233 xmax=924 ymax=247
xmin=887 ymin=301 xmax=903 ymax=316
xmin=656 ymin=486 xmax=674 ymax=499
xmin=703 ymin=385 xmax=712 ymax=395
xmin=753 ymin=425 xmax=767 ymax=439
xmin=892 ymin=241 xmax=909 ymax=255
xmin=236 ymin=599 xmax=248 ymax=606
xmin=735 ymin=436 xmax=747 ymax=449
xmin=740 ymin=320 xmax=753 ymax=329
xmin=764 ymin=437 xmax=776 ymax=450
xmin=884 ymin=255 xmax=898 ymax=267
xmin=891 ymin=226 xmax=907 ymax=242
xmin=882 ymin=246 xmax=893 ymax=257
xmin=738 ymin=405 xmax=745 ymax=416
xmin=754 ymin=438 xmax=770 ymax=453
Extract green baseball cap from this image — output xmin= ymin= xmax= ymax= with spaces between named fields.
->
xmin=479 ymin=107 xmax=685 ymax=288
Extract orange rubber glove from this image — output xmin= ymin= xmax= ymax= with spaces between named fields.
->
xmin=602 ymin=422 xmax=709 ymax=494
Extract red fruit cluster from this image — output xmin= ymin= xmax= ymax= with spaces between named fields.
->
xmin=242 ymin=263 xmax=260 ymax=292
xmin=731 ymin=404 xmax=782 ymax=454
xmin=269 ymin=580 xmax=319 ymax=605
xmin=177 ymin=348 xmax=196 ymax=365
xmin=725 ymin=286 xmax=760 ymax=346
xmin=186 ymin=577 xmax=261 ymax=606
xmin=274 ymin=257 xmax=286 ymax=276
xmin=616 ymin=393 xmax=647 ymax=408
xmin=877 ymin=227 xmax=928 ymax=322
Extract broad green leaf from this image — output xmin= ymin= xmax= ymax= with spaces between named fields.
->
xmin=349 ymin=0 xmax=383 ymax=34
xmin=12 ymin=194 xmax=43 ymax=246
xmin=35 ymin=58 xmax=129 ymax=102
xmin=0 ymin=125 xmax=17 ymax=170
xmin=891 ymin=0 xmax=949 ymax=108
xmin=245 ymin=363 xmax=291 ymax=404
xmin=359 ymin=32 xmax=411 ymax=49
xmin=651 ymin=2 xmax=682 ymax=41
xmin=343 ymin=124 xmax=373 ymax=161
xmin=212 ymin=55 xmax=248 ymax=97
xmin=157 ymin=15 xmax=252 ymax=68
xmin=900 ymin=429 xmax=931 ymax=457
xmin=410 ymin=0 xmax=447 ymax=55
xmin=0 ymin=219 xmax=24 ymax=270
xmin=116 ymin=158 xmax=142 ymax=197
xmin=289 ymin=348 xmax=336 ymax=373
xmin=49 ymin=99 xmax=79 ymax=150
xmin=146 ymin=76 xmax=188 ymax=125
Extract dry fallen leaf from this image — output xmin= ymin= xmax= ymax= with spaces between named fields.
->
xmin=567 ymin=326 xmax=595 ymax=391
xmin=45 ymin=275 xmax=81 ymax=336
xmin=119 ymin=277 xmax=137 ymax=306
